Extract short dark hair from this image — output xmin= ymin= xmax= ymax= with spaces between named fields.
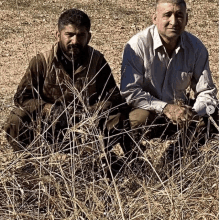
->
xmin=155 ymin=0 xmax=186 ymax=8
xmin=58 ymin=9 xmax=91 ymax=32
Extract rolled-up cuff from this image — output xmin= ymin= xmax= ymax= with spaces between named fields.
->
xmin=193 ymin=99 xmax=217 ymax=116
xmin=136 ymin=99 xmax=167 ymax=114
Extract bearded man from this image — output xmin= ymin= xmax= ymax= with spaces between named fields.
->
xmin=120 ymin=0 xmax=218 ymax=145
xmin=4 ymin=9 xmax=128 ymax=154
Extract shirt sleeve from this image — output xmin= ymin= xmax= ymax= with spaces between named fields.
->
xmin=120 ymin=42 xmax=167 ymax=113
xmin=14 ymin=54 xmax=46 ymax=113
xmin=191 ymin=46 xmax=217 ymax=116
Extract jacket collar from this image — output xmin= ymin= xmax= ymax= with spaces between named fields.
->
xmin=52 ymin=42 xmax=92 ymax=75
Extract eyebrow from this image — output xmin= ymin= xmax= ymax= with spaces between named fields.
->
xmin=64 ymin=32 xmax=75 ymax=35
xmin=65 ymin=31 xmax=86 ymax=35
xmin=162 ymin=9 xmax=184 ymax=13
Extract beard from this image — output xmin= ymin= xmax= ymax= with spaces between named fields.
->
xmin=67 ymin=44 xmax=84 ymax=59
xmin=59 ymin=42 xmax=85 ymax=61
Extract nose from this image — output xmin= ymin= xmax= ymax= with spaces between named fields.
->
xmin=71 ymin=35 xmax=78 ymax=44
xmin=169 ymin=14 xmax=177 ymax=26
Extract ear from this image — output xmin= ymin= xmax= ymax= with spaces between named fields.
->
xmin=56 ymin=31 xmax=60 ymax=41
xmin=185 ymin=12 xmax=188 ymax=26
xmin=87 ymin=32 xmax=91 ymax=44
xmin=152 ymin=13 xmax=157 ymax=25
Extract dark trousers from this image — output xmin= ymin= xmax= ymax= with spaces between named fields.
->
xmin=3 ymin=108 xmax=35 ymax=151
xmin=128 ymin=107 xmax=219 ymax=141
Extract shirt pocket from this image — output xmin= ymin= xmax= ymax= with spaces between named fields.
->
xmin=174 ymin=71 xmax=193 ymax=91
xmin=43 ymin=69 xmax=67 ymax=101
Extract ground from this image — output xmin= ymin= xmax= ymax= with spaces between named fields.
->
xmin=0 ymin=0 xmax=219 ymax=219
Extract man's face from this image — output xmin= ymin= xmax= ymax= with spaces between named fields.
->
xmin=153 ymin=2 xmax=188 ymax=43
xmin=57 ymin=24 xmax=91 ymax=60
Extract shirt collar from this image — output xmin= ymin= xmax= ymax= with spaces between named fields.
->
xmin=153 ymin=25 xmax=185 ymax=51
xmin=180 ymin=32 xmax=185 ymax=49
xmin=153 ymin=25 xmax=163 ymax=51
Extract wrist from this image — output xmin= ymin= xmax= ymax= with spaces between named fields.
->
xmin=43 ymin=103 xmax=53 ymax=116
xmin=162 ymin=103 xmax=169 ymax=114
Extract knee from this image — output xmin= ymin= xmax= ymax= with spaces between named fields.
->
xmin=129 ymin=108 xmax=151 ymax=128
xmin=4 ymin=111 xmax=22 ymax=137
xmin=3 ymin=108 xmax=31 ymax=151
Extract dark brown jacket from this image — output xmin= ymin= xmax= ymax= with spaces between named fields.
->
xmin=14 ymin=43 xmax=122 ymax=114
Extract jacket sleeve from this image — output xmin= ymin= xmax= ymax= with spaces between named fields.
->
xmin=120 ymin=43 xmax=167 ymax=113
xmin=96 ymin=57 xmax=123 ymax=109
xmin=191 ymin=46 xmax=217 ymax=116
xmin=14 ymin=53 xmax=46 ymax=113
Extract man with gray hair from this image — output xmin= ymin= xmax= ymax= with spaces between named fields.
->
xmin=121 ymin=0 xmax=218 ymax=145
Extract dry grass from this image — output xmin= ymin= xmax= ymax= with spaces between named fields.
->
xmin=0 ymin=0 xmax=219 ymax=219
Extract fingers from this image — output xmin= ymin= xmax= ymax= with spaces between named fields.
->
xmin=164 ymin=104 xmax=197 ymax=125
xmin=172 ymin=105 xmax=193 ymax=125
xmin=42 ymin=103 xmax=53 ymax=117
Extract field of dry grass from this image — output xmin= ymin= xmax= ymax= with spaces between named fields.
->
xmin=0 ymin=0 xmax=219 ymax=219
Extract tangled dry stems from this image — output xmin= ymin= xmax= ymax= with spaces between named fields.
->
xmin=0 ymin=55 xmax=219 ymax=219
xmin=0 ymin=94 xmax=218 ymax=219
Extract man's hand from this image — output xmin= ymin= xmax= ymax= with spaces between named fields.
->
xmin=42 ymin=103 xmax=68 ymax=128
xmin=163 ymin=104 xmax=194 ymax=125
xmin=88 ymin=101 xmax=112 ymax=113
xmin=42 ymin=103 xmax=53 ymax=117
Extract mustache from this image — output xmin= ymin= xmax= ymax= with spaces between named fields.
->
xmin=67 ymin=44 xmax=83 ymax=51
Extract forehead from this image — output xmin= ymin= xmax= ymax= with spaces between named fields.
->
xmin=156 ymin=2 xmax=186 ymax=13
xmin=60 ymin=24 xmax=88 ymax=33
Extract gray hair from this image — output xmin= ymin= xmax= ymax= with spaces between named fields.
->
xmin=155 ymin=0 xmax=187 ymax=9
